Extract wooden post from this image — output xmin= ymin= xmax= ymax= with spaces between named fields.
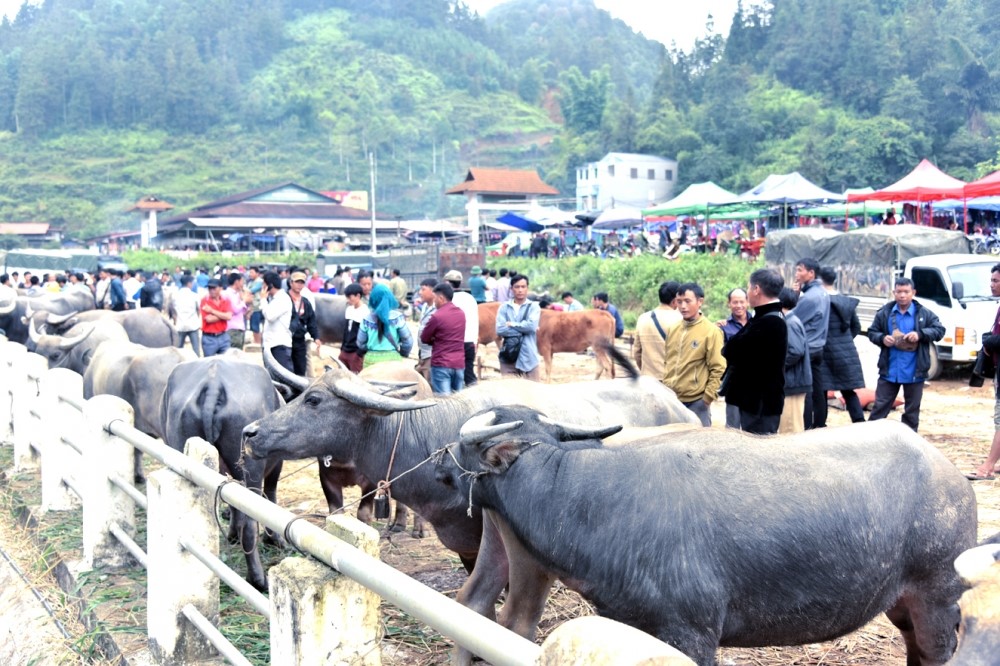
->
xmin=147 ymin=437 xmax=220 ymax=664
xmin=0 ymin=341 xmax=27 ymax=446
xmin=268 ymin=514 xmax=382 ymax=665
xmin=536 ymin=616 xmax=696 ymax=665
xmin=80 ymin=394 xmax=136 ymax=570
xmin=12 ymin=352 xmax=48 ymax=471
xmin=39 ymin=368 xmax=83 ymax=513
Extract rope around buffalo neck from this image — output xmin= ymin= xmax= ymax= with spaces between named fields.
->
xmin=441 ymin=444 xmax=487 ymax=518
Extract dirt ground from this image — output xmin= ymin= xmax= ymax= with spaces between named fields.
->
xmin=3 ymin=339 xmax=999 ymax=665
xmin=264 ymin=341 xmax=1000 ymax=666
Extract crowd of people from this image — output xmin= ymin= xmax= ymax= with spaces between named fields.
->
xmin=12 ymin=256 xmax=1000 ymax=474
xmin=624 ymin=256 xmax=947 ymax=437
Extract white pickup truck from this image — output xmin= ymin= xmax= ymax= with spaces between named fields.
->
xmin=767 ymin=226 xmax=1000 ymax=379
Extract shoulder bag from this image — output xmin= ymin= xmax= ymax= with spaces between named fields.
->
xmin=498 ymin=303 xmax=531 ymax=364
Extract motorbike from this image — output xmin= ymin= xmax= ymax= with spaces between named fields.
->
xmin=973 ymin=231 xmax=1000 ymax=255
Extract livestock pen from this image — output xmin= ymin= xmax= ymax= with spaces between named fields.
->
xmin=0 ymin=339 xmax=691 ymax=665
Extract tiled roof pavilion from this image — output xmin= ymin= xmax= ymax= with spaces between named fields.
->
xmin=446 ymin=168 xmax=559 ymax=196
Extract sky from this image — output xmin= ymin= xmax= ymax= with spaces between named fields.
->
xmin=0 ymin=0 xmax=743 ymax=52
xmin=464 ymin=0 xmax=744 ymax=52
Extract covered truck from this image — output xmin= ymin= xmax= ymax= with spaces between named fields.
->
xmin=766 ymin=225 xmax=998 ymax=379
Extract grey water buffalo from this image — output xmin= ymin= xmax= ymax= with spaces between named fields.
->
xmin=448 ymin=409 xmax=977 ymax=666
xmin=268 ymin=353 xmax=429 ymax=536
xmin=83 ymin=341 xmax=196 ymax=481
xmin=0 ymin=289 xmax=95 ymax=344
xmin=36 ymin=306 xmax=177 ymax=348
xmin=161 ymin=352 xmax=285 ymax=591
xmin=477 ymin=302 xmax=617 ymax=380
xmin=950 ymin=539 xmax=1000 ymax=665
xmin=243 ymin=344 xmax=698 ymax=574
xmin=29 ymin=319 xmax=129 ymax=374
xmin=313 ymin=293 xmax=347 ymax=344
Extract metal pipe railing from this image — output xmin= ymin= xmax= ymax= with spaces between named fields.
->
xmin=108 ymin=472 xmax=147 ymax=510
xmin=109 ymin=522 xmax=147 ymax=568
xmin=179 ymin=537 xmax=270 ymax=618
xmin=181 ymin=604 xmax=253 ymax=666
xmin=106 ymin=419 xmax=541 ymax=666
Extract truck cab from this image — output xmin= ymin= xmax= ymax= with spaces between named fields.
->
xmin=905 ymin=254 xmax=999 ymax=379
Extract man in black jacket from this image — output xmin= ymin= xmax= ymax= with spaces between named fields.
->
xmin=287 ymin=271 xmax=320 ymax=377
xmin=867 ymin=277 xmax=944 ymax=432
xmin=721 ymin=269 xmax=788 ymax=435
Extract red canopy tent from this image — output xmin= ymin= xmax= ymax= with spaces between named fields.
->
xmin=965 ymin=170 xmax=1000 ymax=199
xmin=846 ymin=158 xmax=966 ymax=228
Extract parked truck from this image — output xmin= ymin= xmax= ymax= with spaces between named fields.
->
xmin=766 ymin=225 xmax=999 ymax=379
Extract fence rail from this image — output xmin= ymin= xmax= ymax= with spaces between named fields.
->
xmin=0 ymin=339 xmax=693 ymax=665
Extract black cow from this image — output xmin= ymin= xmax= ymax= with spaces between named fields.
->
xmin=449 ymin=407 xmax=977 ymax=666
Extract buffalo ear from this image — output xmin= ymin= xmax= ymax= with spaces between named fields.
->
xmin=481 ymin=439 xmax=532 ymax=474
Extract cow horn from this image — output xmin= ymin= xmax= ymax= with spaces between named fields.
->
xmin=57 ymin=325 xmax=94 ymax=350
xmin=331 ymin=377 xmax=435 ymax=413
xmin=538 ymin=415 xmax=623 ymax=441
xmin=45 ymin=310 xmax=77 ymax=326
xmin=0 ymin=296 xmax=15 ymax=315
xmin=262 ymin=344 xmax=311 ymax=393
xmin=460 ymin=411 xmax=525 ymax=446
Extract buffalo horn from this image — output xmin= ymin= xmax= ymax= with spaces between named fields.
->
xmin=368 ymin=379 xmax=419 ymax=392
xmin=459 ymin=411 xmax=525 ymax=446
xmin=538 ymin=414 xmax=623 ymax=441
xmin=331 ymin=377 xmax=435 ymax=413
xmin=262 ymin=344 xmax=311 ymax=393
xmin=45 ymin=310 xmax=77 ymax=326
xmin=57 ymin=325 xmax=94 ymax=350
xmin=0 ymin=296 xmax=15 ymax=315
xmin=28 ymin=317 xmax=41 ymax=343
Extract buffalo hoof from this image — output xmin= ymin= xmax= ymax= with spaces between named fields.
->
xmin=247 ymin=572 xmax=268 ymax=593
xmin=389 ymin=522 xmax=407 ymax=533
xmin=411 ymin=528 xmax=426 ymax=539
xmin=263 ymin=529 xmax=288 ymax=550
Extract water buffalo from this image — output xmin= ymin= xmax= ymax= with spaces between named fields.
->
xmin=477 ymin=302 xmax=617 ymax=380
xmin=448 ymin=408 xmax=977 ymax=666
xmin=160 ymin=352 xmax=286 ymax=591
xmin=28 ymin=319 xmax=129 ymax=374
xmin=271 ymin=354 xmax=429 ymax=536
xmin=37 ymin=307 xmax=178 ymax=348
xmin=950 ymin=535 xmax=1000 ymax=665
xmin=0 ymin=289 xmax=95 ymax=345
xmin=83 ymin=341 xmax=196 ymax=481
xmin=313 ymin=293 xmax=347 ymax=344
xmin=243 ymin=345 xmax=698 ymax=575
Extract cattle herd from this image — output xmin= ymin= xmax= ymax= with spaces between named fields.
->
xmin=3 ymin=285 xmax=999 ymax=665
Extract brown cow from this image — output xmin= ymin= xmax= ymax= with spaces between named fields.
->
xmin=477 ymin=302 xmax=616 ymax=381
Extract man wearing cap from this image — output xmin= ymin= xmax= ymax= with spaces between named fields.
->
xmin=200 ymin=278 xmax=233 ymax=356
xmin=444 ymin=269 xmax=480 ymax=386
xmin=288 ymin=271 xmax=321 ymax=376
xmin=468 ymin=265 xmax=488 ymax=304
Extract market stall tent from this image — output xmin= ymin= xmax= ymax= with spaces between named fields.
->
xmin=642 ymin=181 xmax=740 ymax=217
xmin=846 ymin=159 xmax=965 ymax=203
xmin=965 ymin=170 xmax=1000 ymax=199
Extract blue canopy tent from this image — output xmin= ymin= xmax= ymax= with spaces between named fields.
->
xmin=496 ymin=211 xmax=544 ymax=232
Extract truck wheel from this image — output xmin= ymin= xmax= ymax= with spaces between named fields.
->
xmin=927 ymin=344 xmax=942 ymax=380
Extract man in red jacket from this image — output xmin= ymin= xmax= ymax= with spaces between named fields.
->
xmin=420 ymin=282 xmax=466 ymax=395
xmin=200 ymin=279 xmax=233 ymax=356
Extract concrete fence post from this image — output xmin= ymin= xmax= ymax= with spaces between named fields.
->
xmin=536 ymin=616 xmax=697 ymax=665
xmin=0 ymin=341 xmax=27 ymax=447
xmin=81 ymin=394 xmax=136 ymax=570
xmin=268 ymin=514 xmax=382 ymax=665
xmin=147 ymin=436 xmax=221 ymax=664
xmin=39 ymin=368 xmax=83 ymax=513
xmin=12 ymin=352 xmax=48 ymax=471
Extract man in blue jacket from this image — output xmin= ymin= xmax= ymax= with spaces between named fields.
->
xmin=867 ymin=277 xmax=944 ymax=432
xmin=592 ymin=292 xmax=624 ymax=338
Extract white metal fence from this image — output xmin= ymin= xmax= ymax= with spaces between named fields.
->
xmin=0 ymin=339 xmax=692 ymax=665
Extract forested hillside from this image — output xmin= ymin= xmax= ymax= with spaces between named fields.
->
xmin=0 ymin=0 xmax=998 ymax=241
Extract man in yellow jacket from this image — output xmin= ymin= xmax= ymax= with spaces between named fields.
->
xmin=662 ymin=282 xmax=727 ymax=426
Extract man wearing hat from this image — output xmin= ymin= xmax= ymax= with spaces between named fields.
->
xmin=468 ymin=265 xmax=488 ymax=304
xmin=444 ymin=269 xmax=480 ymax=386
xmin=200 ymin=278 xmax=233 ymax=356
xmin=288 ymin=271 xmax=321 ymax=376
